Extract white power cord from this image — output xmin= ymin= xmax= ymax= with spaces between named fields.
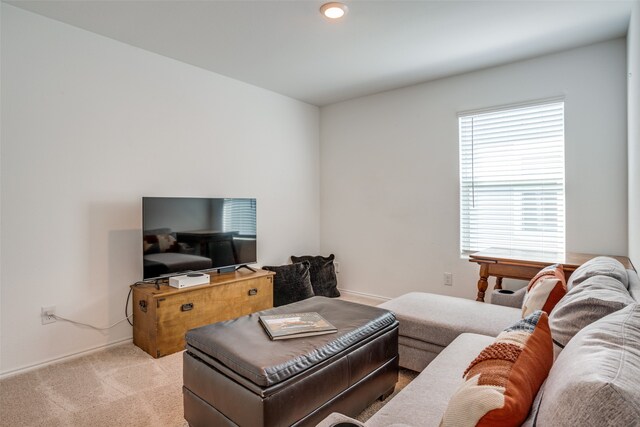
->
xmin=51 ymin=314 xmax=133 ymax=331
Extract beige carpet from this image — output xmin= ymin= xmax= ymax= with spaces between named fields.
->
xmin=0 ymin=342 xmax=415 ymax=427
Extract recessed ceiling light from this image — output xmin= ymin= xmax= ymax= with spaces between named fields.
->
xmin=320 ymin=2 xmax=348 ymax=19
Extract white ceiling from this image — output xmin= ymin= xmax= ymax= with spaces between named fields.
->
xmin=6 ymin=0 xmax=634 ymax=106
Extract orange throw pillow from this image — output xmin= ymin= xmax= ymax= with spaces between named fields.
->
xmin=440 ymin=311 xmax=553 ymax=427
xmin=522 ymin=264 xmax=566 ymax=317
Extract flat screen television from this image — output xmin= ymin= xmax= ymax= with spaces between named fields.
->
xmin=142 ymin=197 xmax=257 ymax=280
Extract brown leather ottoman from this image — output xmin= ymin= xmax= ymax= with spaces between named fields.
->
xmin=183 ymin=296 xmax=399 ymax=427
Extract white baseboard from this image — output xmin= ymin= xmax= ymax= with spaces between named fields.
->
xmin=338 ymin=288 xmax=392 ymax=304
xmin=1 ymin=290 xmax=390 ymax=378
xmin=0 ymin=337 xmax=133 ymax=379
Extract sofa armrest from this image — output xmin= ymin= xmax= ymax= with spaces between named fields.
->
xmin=315 ymin=412 xmax=365 ymax=427
xmin=490 ymin=286 xmax=526 ymax=308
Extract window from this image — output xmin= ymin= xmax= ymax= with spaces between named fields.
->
xmin=223 ymin=198 xmax=256 ymax=237
xmin=459 ymin=100 xmax=565 ymax=255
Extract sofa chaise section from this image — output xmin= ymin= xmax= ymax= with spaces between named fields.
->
xmin=378 ymin=292 xmax=521 ymax=371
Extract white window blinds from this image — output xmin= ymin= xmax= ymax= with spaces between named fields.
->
xmin=459 ymin=101 xmax=565 ymax=255
xmin=223 ymin=198 xmax=257 ymax=237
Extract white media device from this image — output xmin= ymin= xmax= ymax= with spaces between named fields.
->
xmin=169 ymin=273 xmax=210 ymax=289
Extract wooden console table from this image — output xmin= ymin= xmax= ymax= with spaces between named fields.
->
xmin=469 ymin=248 xmax=633 ymax=302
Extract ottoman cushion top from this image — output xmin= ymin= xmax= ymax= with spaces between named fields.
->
xmin=185 ymin=296 xmax=397 ymax=387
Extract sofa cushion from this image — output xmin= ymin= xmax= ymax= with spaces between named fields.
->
xmin=262 ymin=261 xmax=314 ymax=307
xmin=522 ymin=264 xmax=566 ymax=317
xmin=549 ymin=275 xmax=634 ymax=354
xmin=315 ymin=413 xmax=364 ymax=427
xmin=628 ymin=269 xmax=640 ymax=302
xmin=536 ymin=304 xmax=640 ymax=426
xmin=290 ymin=254 xmax=340 ymax=297
xmin=440 ymin=311 xmax=553 ymax=427
xmin=567 ymin=256 xmax=629 ymax=290
xmin=366 ymin=333 xmax=495 ymax=427
xmin=378 ymin=293 xmax=521 ymax=348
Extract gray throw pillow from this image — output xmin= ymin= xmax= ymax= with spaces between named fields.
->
xmin=536 ymin=304 xmax=640 ymax=427
xmin=567 ymin=256 xmax=628 ymax=290
xmin=549 ymin=275 xmax=634 ymax=354
xmin=290 ymin=254 xmax=340 ymax=298
xmin=263 ymin=261 xmax=314 ymax=307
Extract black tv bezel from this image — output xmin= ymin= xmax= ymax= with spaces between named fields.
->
xmin=141 ymin=196 xmax=257 ymax=281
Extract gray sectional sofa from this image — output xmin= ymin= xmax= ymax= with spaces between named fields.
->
xmin=318 ymin=257 xmax=640 ymax=427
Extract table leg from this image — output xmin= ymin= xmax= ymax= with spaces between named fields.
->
xmin=476 ymin=264 xmax=489 ymax=302
xmin=495 ymin=277 xmax=503 ymax=290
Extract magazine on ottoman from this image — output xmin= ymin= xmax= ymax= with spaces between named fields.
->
xmin=259 ymin=312 xmax=337 ymax=340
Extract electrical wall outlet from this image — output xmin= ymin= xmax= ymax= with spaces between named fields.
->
xmin=334 ymin=262 xmax=340 ymax=274
xmin=41 ymin=306 xmax=56 ymax=325
xmin=444 ymin=273 xmax=453 ymax=286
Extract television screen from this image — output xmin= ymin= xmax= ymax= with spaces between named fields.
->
xmin=142 ymin=197 xmax=257 ymax=279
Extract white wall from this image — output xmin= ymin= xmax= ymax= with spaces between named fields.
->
xmin=0 ymin=2 xmax=3 ymax=378
xmin=321 ymin=39 xmax=628 ymax=300
xmin=629 ymin=0 xmax=640 ymax=268
xmin=0 ymin=5 xmax=320 ymax=375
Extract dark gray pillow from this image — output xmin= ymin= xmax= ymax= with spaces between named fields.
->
xmin=263 ymin=261 xmax=314 ymax=307
xmin=291 ymin=254 xmax=340 ymax=298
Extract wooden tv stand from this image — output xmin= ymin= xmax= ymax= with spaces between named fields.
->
xmin=132 ymin=269 xmax=274 ymax=358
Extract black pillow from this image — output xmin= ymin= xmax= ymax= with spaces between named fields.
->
xmin=290 ymin=254 xmax=340 ymax=298
xmin=263 ymin=261 xmax=315 ymax=307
